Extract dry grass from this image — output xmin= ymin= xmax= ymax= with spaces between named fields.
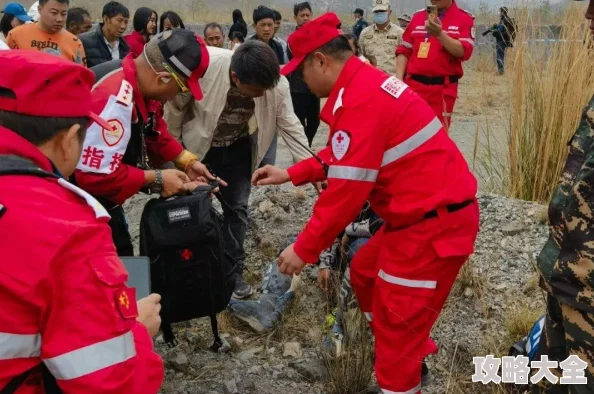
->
xmin=321 ymin=308 xmax=375 ymax=394
xmin=506 ymin=5 xmax=594 ymax=203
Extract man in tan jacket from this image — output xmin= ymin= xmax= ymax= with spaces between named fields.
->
xmin=164 ymin=40 xmax=311 ymax=298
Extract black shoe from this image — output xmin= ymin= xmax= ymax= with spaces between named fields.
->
xmin=233 ymin=273 xmax=254 ymax=299
xmin=422 ymin=361 xmax=432 ymax=386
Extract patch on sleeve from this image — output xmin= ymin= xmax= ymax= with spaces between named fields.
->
xmin=332 ymin=130 xmax=351 ymax=160
xmin=381 ymin=76 xmax=408 ymax=99
xmin=116 ymin=80 xmax=133 ymax=107
xmin=115 ymin=286 xmax=139 ymax=319
xmin=76 ymin=95 xmax=132 ymax=175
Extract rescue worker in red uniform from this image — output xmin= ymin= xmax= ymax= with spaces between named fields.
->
xmin=252 ymin=13 xmax=480 ymax=394
xmin=395 ymin=0 xmax=475 ymax=130
xmin=0 ymin=50 xmax=164 ymax=393
xmin=74 ymin=28 xmax=222 ymax=256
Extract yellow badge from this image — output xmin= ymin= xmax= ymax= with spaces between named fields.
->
xmin=418 ymin=42 xmax=431 ymax=58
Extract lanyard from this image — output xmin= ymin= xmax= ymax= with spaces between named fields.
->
xmin=425 ymin=11 xmax=446 ymax=41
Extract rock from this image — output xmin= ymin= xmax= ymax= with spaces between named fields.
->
xmin=218 ymin=336 xmax=232 ymax=353
xmin=236 ymin=346 xmax=263 ymax=361
xmin=223 ymin=379 xmax=239 ymax=394
xmin=232 ymin=336 xmax=244 ymax=347
xmin=267 ymin=347 xmax=276 ymax=355
xmin=283 ymin=342 xmax=302 ymax=358
xmin=502 ymin=222 xmax=526 ymax=236
xmin=247 ymin=365 xmax=263 ymax=375
xmin=167 ymin=351 xmax=189 ymax=373
xmin=290 ymin=359 xmax=330 ymax=382
xmin=272 ymin=371 xmax=287 ymax=379
xmin=258 ymin=200 xmax=275 ymax=213
xmin=239 ymin=379 xmax=258 ymax=393
xmin=464 ymin=287 xmax=473 ymax=298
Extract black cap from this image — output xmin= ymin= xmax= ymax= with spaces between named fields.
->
xmin=155 ymin=29 xmax=210 ymax=100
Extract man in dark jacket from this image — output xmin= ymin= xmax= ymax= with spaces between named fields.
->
xmin=287 ymin=1 xmax=319 ymax=147
xmin=250 ymin=6 xmax=285 ymax=65
xmin=352 ymin=8 xmax=368 ymax=39
xmin=80 ymin=1 xmax=130 ymax=68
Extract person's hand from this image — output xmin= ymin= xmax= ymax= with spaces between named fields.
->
xmin=277 ymin=243 xmax=306 ymax=276
xmin=137 ymin=293 xmax=162 ymax=337
xmin=186 ymin=161 xmax=227 ymax=187
xmin=160 ymin=169 xmax=191 ymax=198
xmin=312 ymin=181 xmax=328 ymax=195
xmin=318 ymin=268 xmax=330 ymax=293
xmin=251 ymin=165 xmax=290 ymax=186
xmin=425 ymin=16 xmax=443 ymax=37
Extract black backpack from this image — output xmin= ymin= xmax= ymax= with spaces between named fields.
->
xmin=139 ymin=186 xmax=237 ymax=351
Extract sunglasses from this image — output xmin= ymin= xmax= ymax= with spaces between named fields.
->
xmin=144 ymin=44 xmax=189 ymax=93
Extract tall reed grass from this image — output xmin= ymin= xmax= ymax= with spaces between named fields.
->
xmin=506 ymin=4 xmax=594 ymax=203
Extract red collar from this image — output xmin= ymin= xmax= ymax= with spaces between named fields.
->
xmin=122 ymin=54 xmax=148 ymax=122
xmin=0 ymin=126 xmax=53 ymax=172
xmin=319 ymin=56 xmax=365 ymax=127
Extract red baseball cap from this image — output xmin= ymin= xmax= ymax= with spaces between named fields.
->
xmin=156 ymin=29 xmax=210 ymax=100
xmin=282 ymin=12 xmax=343 ymax=76
xmin=0 ymin=50 xmax=111 ymax=130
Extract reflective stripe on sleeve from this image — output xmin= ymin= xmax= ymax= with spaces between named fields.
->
xmin=402 ymin=41 xmax=413 ymax=49
xmin=44 ymin=331 xmax=136 ymax=380
xmin=0 ymin=333 xmax=41 ymax=360
xmin=378 ymin=269 xmax=437 ymax=289
xmin=460 ymin=38 xmax=474 ymax=44
xmin=381 ymin=383 xmax=422 ymax=394
xmin=381 ymin=117 xmax=442 ymax=167
xmin=327 ymin=165 xmax=378 ymax=182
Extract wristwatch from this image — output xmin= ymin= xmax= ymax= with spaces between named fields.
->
xmin=149 ymin=169 xmax=163 ymax=194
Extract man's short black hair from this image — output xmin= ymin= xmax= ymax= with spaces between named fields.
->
xmin=293 ymin=2 xmax=312 ymax=16
xmin=203 ymin=22 xmax=224 ymax=37
xmin=0 ymin=13 xmax=14 ymax=38
xmin=272 ymin=9 xmax=282 ymax=21
xmin=231 ymin=40 xmax=280 ymax=89
xmin=305 ymin=35 xmax=352 ymax=62
xmin=253 ymin=5 xmax=274 ymax=24
xmin=39 ymin=0 xmax=69 ymax=6
xmin=102 ymin=1 xmax=129 ymax=19
xmin=354 ymin=8 xmax=364 ymax=16
xmin=67 ymin=7 xmax=90 ymax=26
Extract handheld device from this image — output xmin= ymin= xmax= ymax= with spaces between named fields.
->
xmin=426 ymin=5 xmax=438 ymax=20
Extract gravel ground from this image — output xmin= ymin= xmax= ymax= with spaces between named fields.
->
xmin=124 ymin=188 xmax=549 ymax=394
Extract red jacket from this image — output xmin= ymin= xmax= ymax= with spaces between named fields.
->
xmin=74 ymin=54 xmax=183 ymax=205
xmin=124 ymin=31 xmax=146 ymax=59
xmin=0 ymin=127 xmax=164 ymax=393
xmin=395 ymin=2 xmax=475 ymax=77
xmin=287 ymin=57 xmax=478 ymax=263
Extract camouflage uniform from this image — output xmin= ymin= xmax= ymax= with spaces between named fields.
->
xmin=532 ymin=96 xmax=594 ymax=393
xmin=358 ymin=22 xmax=403 ymax=75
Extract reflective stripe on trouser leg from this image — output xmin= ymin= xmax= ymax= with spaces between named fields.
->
xmin=349 ymin=229 xmax=384 ymax=330
xmin=372 ymin=234 xmax=469 ymax=393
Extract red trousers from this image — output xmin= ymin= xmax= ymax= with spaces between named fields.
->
xmin=350 ymin=201 xmax=479 ymax=394
xmin=405 ymin=77 xmax=459 ymax=131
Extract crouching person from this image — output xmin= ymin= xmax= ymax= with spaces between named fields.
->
xmin=0 ymin=50 xmax=164 ymax=393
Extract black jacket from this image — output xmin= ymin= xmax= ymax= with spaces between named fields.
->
xmin=249 ymin=35 xmax=285 ymax=65
xmin=286 ymin=45 xmax=313 ymax=95
xmin=80 ymin=24 xmax=130 ymax=68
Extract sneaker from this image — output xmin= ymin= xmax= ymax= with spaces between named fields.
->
xmin=232 ymin=273 xmax=254 ymax=299
xmin=422 ymin=361 xmax=432 ymax=386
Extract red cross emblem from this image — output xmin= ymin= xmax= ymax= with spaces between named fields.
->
xmin=181 ymin=249 xmax=193 ymax=261
xmin=336 ymin=133 xmax=344 ymax=144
